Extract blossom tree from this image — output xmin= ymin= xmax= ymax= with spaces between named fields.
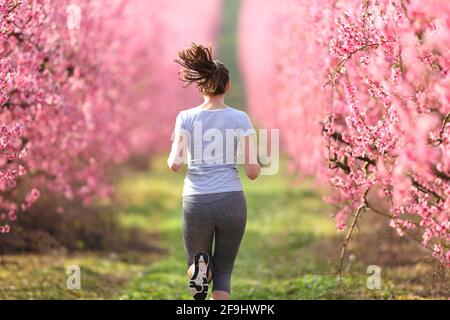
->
xmin=0 ymin=0 xmax=221 ymax=234
xmin=239 ymin=0 xmax=450 ymax=266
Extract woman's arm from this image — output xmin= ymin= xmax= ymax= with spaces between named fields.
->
xmin=167 ymin=131 xmax=186 ymax=172
xmin=240 ymin=134 xmax=260 ymax=180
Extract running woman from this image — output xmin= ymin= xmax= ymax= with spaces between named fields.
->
xmin=168 ymin=43 xmax=260 ymax=300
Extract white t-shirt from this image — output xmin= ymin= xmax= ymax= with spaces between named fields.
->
xmin=174 ymin=106 xmax=255 ymax=196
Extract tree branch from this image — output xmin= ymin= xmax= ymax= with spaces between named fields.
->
xmin=325 ymin=43 xmax=380 ymax=88
xmin=338 ymin=189 xmax=368 ymax=290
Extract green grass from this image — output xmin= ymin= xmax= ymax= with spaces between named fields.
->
xmin=0 ymin=157 xmax=444 ymax=299
xmin=118 ymin=157 xmax=398 ymax=300
xmin=0 ymin=253 xmax=157 ymax=299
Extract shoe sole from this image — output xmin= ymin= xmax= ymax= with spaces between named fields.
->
xmin=189 ymin=252 xmax=209 ymax=300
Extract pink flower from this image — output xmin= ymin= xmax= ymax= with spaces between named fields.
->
xmin=1 ymin=0 xmax=222 ymax=232
xmin=21 ymin=188 xmax=41 ymax=211
xmin=240 ymin=0 xmax=450 ymax=266
xmin=335 ymin=207 xmax=351 ymax=231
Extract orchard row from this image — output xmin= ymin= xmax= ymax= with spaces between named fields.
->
xmin=239 ymin=0 xmax=449 ymax=265
xmin=0 ymin=0 xmax=221 ymax=232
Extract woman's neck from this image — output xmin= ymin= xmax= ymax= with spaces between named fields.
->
xmin=201 ymin=95 xmax=226 ymax=110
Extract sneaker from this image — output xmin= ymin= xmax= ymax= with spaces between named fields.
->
xmin=189 ymin=252 xmax=210 ymax=300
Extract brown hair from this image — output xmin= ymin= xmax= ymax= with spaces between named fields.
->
xmin=175 ymin=43 xmax=230 ymax=96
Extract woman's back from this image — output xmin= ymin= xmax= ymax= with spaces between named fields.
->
xmin=175 ymin=105 xmax=255 ymax=196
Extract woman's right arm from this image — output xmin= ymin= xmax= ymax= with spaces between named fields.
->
xmin=167 ymin=130 xmax=186 ymax=172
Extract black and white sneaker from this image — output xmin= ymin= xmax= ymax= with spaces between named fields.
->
xmin=189 ymin=252 xmax=210 ymax=300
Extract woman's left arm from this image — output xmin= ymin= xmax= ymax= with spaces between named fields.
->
xmin=240 ymin=134 xmax=260 ymax=180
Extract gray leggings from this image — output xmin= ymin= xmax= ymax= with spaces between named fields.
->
xmin=182 ymin=191 xmax=247 ymax=293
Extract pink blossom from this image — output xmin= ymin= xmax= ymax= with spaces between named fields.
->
xmin=1 ymin=0 xmax=221 ymax=230
xmin=240 ymin=0 xmax=450 ymax=266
